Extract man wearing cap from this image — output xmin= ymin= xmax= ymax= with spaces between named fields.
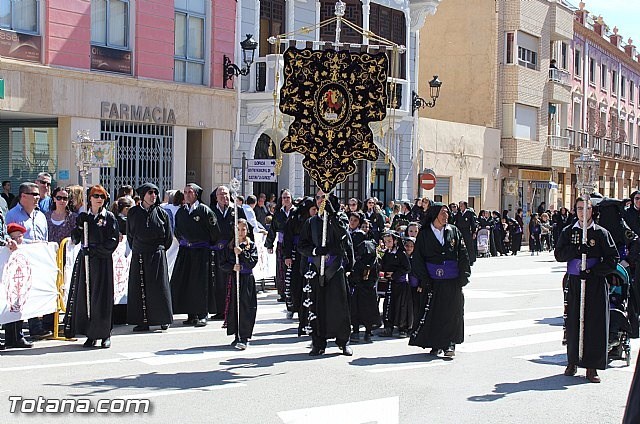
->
xmin=126 ymin=183 xmax=174 ymax=332
xmin=171 ymin=183 xmax=221 ymax=327
xmin=6 ymin=182 xmax=50 ymax=345
xmin=409 ymin=202 xmax=470 ymax=358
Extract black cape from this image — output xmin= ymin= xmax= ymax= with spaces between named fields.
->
xmin=220 ymin=240 xmax=258 ymax=339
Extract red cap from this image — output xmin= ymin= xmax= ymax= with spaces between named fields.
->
xmin=7 ymin=223 xmax=27 ymax=235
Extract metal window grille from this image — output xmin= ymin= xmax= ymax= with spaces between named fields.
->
xmin=99 ymin=120 xmax=174 ymax=200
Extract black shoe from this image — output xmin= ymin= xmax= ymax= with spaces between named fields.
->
xmin=235 ymin=339 xmax=248 ymax=350
xmin=101 ymin=338 xmax=111 ymax=349
xmin=277 ymin=296 xmax=286 ymax=303
xmin=341 ymin=345 xmax=353 ymax=356
xmin=444 ymin=345 xmax=455 ymax=357
xmin=398 ymin=331 xmax=408 ymax=338
xmin=9 ymin=338 xmax=33 ymax=348
xmin=309 ymin=347 xmax=325 ymax=356
xmin=564 ymin=364 xmax=577 ymax=376
xmin=429 ymin=348 xmax=441 ymax=356
xmin=83 ymin=338 xmax=96 ymax=348
xmin=160 ymin=324 xmax=170 ymax=331
xmin=194 ymin=319 xmax=207 ymax=327
xmin=209 ymin=314 xmax=224 ymax=321
xmin=182 ymin=318 xmax=197 ymax=326
xmin=380 ymin=328 xmax=393 ymax=337
xmin=230 ymin=339 xmax=239 ymax=347
xmin=133 ymin=325 xmax=150 ymax=332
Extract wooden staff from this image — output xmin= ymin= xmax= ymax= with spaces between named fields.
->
xmin=83 ymin=221 xmax=91 ymax=320
xmin=230 ymin=179 xmax=241 ymax=340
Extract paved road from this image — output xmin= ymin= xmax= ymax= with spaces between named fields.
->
xmin=0 ymin=250 xmax=636 ymax=423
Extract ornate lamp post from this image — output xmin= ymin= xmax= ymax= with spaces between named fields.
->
xmin=411 ymin=75 xmax=442 ymax=115
xmin=223 ymin=34 xmax=259 ymax=88
xmin=573 ymin=147 xmax=600 ymax=362
xmin=72 ymin=130 xmax=97 ymax=190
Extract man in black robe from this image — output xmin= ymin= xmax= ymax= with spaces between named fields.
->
xmin=210 ymin=185 xmax=247 ymax=320
xmin=555 ymin=196 xmax=618 ymax=383
xmin=170 ymin=183 xmax=221 ymax=327
xmin=455 ymin=201 xmax=477 ymax=265
xmin=409 ymin=202 xmax=470 ymax=358
xmin=126 ymin=183 xmax=173 ymax=332
xmin=298 ymin=192 xmax=354 ymax=356
xmin=265 ymin=189 xmax=296 ymax=303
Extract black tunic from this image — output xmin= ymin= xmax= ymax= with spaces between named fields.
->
xmin=265 ymin=206 xmax=295 ymax=296
xmin=380 ymin=248 xmax=412 ymax=330
xmin=455 ymin=209 xmax=477 ymax=265
xmin=220 ymin=240 xmax=258 ymax=340
xmin=297 ymin=212 xmax=354 ymax=347
xmin=554 ymin=222 xmax=618 ymax=369
xmin=363 ymin=209 xmax=385 ymax=243
xmin=623 ymin=356 xmax=640 ymax=424
xmin=409 ymin=223 xmax=470 ymax=350
xmin=126 ymin=204 xmax=173 ymax=326
xmin=170 ymin=203 xmax=221 ymax=316
xmin=283 ymin=209 xmax=305 ymax=313
xmin=212 ymin=204 xmax=246 ymax=315
xmin=64 ymin=210 xmax=120 ymax=340
xmin=348 ymin=230 xmax=381 ymax=329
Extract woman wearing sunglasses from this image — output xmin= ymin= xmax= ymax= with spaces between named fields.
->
xmin=64 ymin=184 xmax=119 ymax=348
xmin=45 ymin=187 xmax=77 ymax=245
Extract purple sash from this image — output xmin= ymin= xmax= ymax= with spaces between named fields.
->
xmin=240 ymin=263 xmax=253 ymax=274
xmin=308 ymin=254 xmax=337 ymax=266
xmin=409 ymin=275 xmax=420 ymax=288
xmin=211 ymin=240 xmax=229 ymax=251
xmin=392 ymin=274 xmax=408 ymax=284
xmin=179 ymin=239 xmax=210 ymax=249
xmin=425 ymin=260 xmax=459 ymax=280
xmin=277 ymin=232 xmax=284 ymax=243
xmin=567 ymin=258 xmax=599 ymax=276
xmin=292 ymin=235 xmax=300 ymax=245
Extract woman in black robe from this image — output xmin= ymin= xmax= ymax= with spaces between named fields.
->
xmin=409 ymin=203 xmax=470 ymax=358
xmin=220 ymin=219 xmax=258 ymax=350
xmin=126 ymin=183 xmax=173 ymax=332
xmin=64 ymin=185 xmax=119 ymax=348
xmin=554 ymin=196 xmax=618 ymax=383
xmin=380 ymin=232 xmax=412 ymax=337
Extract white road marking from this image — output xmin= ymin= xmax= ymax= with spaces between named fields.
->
xmin=466 ymin=318 xmax=562 ymax=336
xmin=515 ymin=350 xmax=567 ymax=363
xmin=466 ymin=306 xmax=562 ymax=320
xmin=116 ymin=383 xmax=246 ymax=399
xmin=366 ymin=361 xmax=450 ymax=373
xmin=472 ymin=267 xmax=565 ymax=278
xmin=465 ymin=288 xmax=561 ymax=299
xmin=0 ymin=358 xmax=125 ymax=372
xmin=458 ymin=331 xmax=564 ymax=353
xmin=278 ymin=396 xmax=399 ymax=424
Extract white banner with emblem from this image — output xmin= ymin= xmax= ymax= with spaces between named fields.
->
xmin=0 ymin=243 xmax=58 ymax=325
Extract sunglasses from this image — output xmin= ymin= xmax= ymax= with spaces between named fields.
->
xmin=349 ymin=203 xmax=357 ymax=206
xmin=37 ymin=180 xmax=51 ymax=186
xmin=316 ymin=195 xmax=325 ymax=200
xmin=55 ymin=196 xmax=69 ymax=201
xmin=147 ymin=190 xmax=159 ymax=195
xmin=24 ymin=192 xmax=40 ymax=197
xmin=91 ymin=194 xmax=107 ymax=199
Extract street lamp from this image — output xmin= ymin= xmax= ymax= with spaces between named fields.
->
xmin=411 ymin=75 xmax=442 ymax=115
xmin=72 ymin=130 xmax=96 ymax=190
xmin=223 ymin=34 xmax=259 ymax=88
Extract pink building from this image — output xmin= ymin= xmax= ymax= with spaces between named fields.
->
xmin=0 ymin=0 xmax=238 ymax=197
xmin=565 ymin=2 xmax=640 ymax=201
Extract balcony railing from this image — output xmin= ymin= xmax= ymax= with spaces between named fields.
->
xmin=566 ymin=129 xmax=588 ymax=150
xmin=634 ymin=146 xmax=639 ymax=161
xmin=548 ymin=134 xmax=570 ymax=150
xmin=614 ymin=141 xmax=622 ymax=157
xmin=549 ymin=68 xmax=571 ymax=86
xmin=623 ymin=143 xmax=631 ymax=159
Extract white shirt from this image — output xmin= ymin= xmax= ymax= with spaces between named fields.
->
xmin=431 ymin=223 xmax=446 ymax=246
xmin=242 ymin=204 xmax=265 ymax=231
xmin=572 ymin=220 xmax=595 ymax=230
xmin=188 ymin=200 xmax=200 ymax=215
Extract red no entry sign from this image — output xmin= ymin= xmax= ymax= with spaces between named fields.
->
xmin=419 ymin=172 xmax=437 ymax=191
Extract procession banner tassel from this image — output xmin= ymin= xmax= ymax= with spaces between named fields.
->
xmin=52 ymin=237 xmax=76 ymax=341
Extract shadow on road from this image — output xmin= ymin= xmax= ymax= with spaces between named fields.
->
xmin=534 ymin=316 xmax=564 ymax=327
xmin=46 ymin=368 xmax=257 ymax=397
xmin=349 ymin=353 xmax=440 ymax=366
xmin=467 ymin=374 xmax=586 ymax=402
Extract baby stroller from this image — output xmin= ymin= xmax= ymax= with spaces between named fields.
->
xmin=476 ymin=228 xmax=491 ymax=258
xmin=608 ymin=264 xmax=632 ymax=366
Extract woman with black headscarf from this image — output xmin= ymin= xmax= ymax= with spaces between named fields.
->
xmin=409 ymin=202 xmax=471 ymax=358
xmin=126 ymin=183 xmax=174 ymax=332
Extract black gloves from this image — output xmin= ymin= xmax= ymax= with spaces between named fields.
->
xmin=578 ymin=269 xmax=591 ymax=280
xmin=315 ymin=246 xmax=329 ymax=256
xmin=577 ymin=244 xmax=589 ymax=255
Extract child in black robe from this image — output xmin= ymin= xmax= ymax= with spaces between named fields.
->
xmin=380 ymin=232 xmax=412 ymax=337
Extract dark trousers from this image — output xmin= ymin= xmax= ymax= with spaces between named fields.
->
xmin=312 ymin=334 xmax=348 ymax=350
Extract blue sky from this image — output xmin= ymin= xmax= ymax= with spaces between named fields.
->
xmin=579 ymin=0 xmax=640 ymax=47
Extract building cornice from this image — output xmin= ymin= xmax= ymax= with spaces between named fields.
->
xmin=574 ymin=23 xmax=640 ymax=75
xmin=409 ymin=0 xmax=443 ymax=32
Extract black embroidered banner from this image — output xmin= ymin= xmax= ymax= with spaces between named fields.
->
xmin=279 ymin=47 xmax=388 ymax=192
